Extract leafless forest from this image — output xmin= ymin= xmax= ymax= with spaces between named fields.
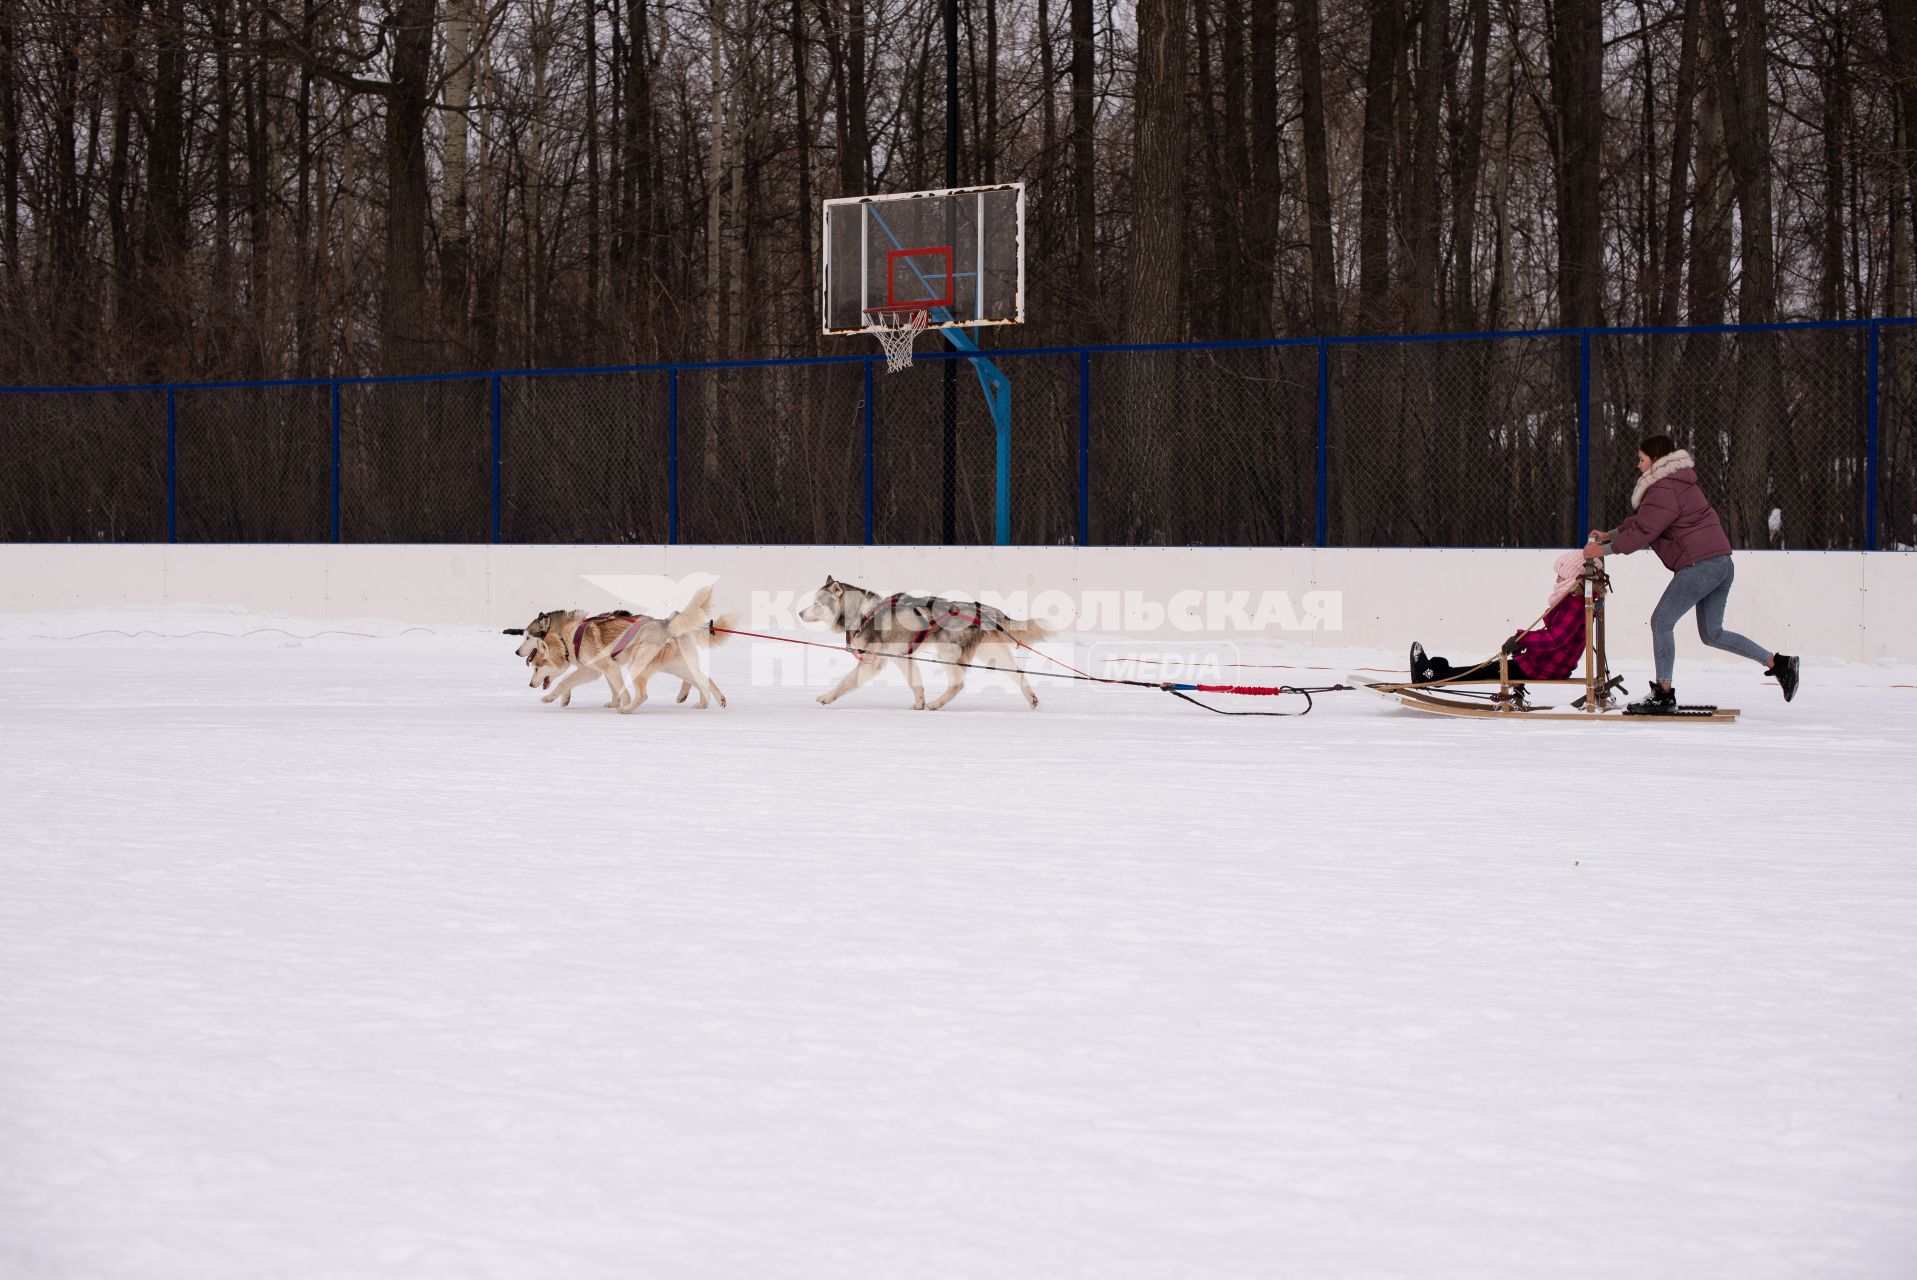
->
xmin=0 ymin=0 xmax=1913 ymax=380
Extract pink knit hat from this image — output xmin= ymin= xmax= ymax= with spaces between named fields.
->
xmin=1546 ymin=550 xmax=1587 ymax=610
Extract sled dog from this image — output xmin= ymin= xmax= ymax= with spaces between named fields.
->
xmin=797 ymin=576 xmax=1048 ymax=710
xmin=506 ymin=587 xmax=731 ymax=713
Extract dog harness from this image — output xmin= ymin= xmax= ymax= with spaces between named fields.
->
xmin=569 ymin=611 xmax=651 ymax=662
xmin=606 ymin=617 xmax=653 ymax=659
xmin=847 ymin=593 xmax=993 ymax=660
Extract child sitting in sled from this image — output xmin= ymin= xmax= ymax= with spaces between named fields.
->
xmin=1409 ymin=550 xmax=1589 ymax=684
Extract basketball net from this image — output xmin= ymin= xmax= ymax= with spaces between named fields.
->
xmin=868 ymin=308 xmax=931 ymax=374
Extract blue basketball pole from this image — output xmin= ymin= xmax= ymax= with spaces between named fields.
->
xmin=936 ymin=322 xmax=1012 ymax=545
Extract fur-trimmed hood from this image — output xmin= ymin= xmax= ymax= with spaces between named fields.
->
xmin=1630 ymin=449 xmax=1696 ymax=510
xmin=1608 ymin=446 xmax=1732 ymax=572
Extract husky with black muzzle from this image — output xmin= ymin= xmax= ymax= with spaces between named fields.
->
xmin=797 ymin=575 xmax=1048 ymax=710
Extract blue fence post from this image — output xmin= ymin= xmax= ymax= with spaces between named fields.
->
xmin=1077 ymin=349 xmax=1091 ymax=546
xmin=490 ymin=375 xmax=503 ymax=544
xmin=165 ymin=388 xmax=177 ymax=543
xmin=863 ymin=358 xmax=876 ymax=545
xmin=1866 ymin=321 xmax=1881 ymax=552
xmin=667 ymin=367 xmax=679 ymax=545
xmin=1577 ymin=331 xmax=1592 ymax=540
xmin=1314 ymin=342 xmax=1329 ymax=547
xmin=330 ymin=382 xmax=341 ymax=543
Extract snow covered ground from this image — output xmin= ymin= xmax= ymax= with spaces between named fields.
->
xmin=4 ymin=608 xmax=1915 ymax=1279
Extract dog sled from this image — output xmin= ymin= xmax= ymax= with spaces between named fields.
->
xmin=1359 ymin=560 xmax=1739 ymax=723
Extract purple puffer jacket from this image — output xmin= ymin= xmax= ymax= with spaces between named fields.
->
xmin=1609 ymin=454 xmax=1734 ymax=572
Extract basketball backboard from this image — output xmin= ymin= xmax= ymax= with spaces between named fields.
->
xmin=821 ymin=183 xmax=1025 ymax=335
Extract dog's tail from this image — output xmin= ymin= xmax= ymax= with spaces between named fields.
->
xmin=704 ymin=613 xmax=740 ymax=646
xmin=667 ymin=584 xmax=718 ymax=641
xmin=1002 ymin=615 xmax=1056 ymax=645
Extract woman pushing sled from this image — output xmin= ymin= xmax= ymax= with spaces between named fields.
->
xmin=1583 ymin=434 xmax=1799 ymax=715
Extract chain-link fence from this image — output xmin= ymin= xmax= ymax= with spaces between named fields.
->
xmin=340 ymin=378 xmax=493 ymax=543
xmin=175 ymin=384 xmax=332 ymax=541
xmin=0 ymin=390 xmax=167 ymax=540
xmin=677 ymin=361 xmax=866 ymax=544
xmin=1328 ymin=335 xmax=1577 ymax=546
xmin=3 ymin=320 xmax=1911 ymax=548
xmin=1092 ymin=345 xmax=1318 ymax=546
xmin=876 ymin=351 xmax=1080 ymax=545
xmin=1593 ymin=326 xmax=1869 ymax=549
xmin=500 ymin=372 xmax=671 ymax=543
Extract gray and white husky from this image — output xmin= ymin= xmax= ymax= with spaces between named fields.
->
xmin=797 ymin=576 xmax=1049 ymax=710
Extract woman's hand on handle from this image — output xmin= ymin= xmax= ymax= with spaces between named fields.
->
xmin=1582 ymin=541 xmax=1608 ymax=559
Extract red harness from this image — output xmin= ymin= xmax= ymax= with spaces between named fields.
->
xmin=848 ymin=593 xmax=990 ymax=660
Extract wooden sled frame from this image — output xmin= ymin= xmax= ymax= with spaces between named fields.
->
xmin=1364 ymin=561 xmax=1739 ymax=722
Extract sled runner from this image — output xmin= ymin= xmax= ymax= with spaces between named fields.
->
xmin=1361 ymin=679 xmax=1738 ymax=722
xmin=1361 ymin=560 xmax=1740 ymax=723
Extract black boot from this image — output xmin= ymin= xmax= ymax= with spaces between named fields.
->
xmin=1410 ymin=642 xmax=1431 ymax=683
xmin=1626 ymin=685 xmax=1677 ymax=716
xmin=1767 ymin=655 xmax=1800 ymax=703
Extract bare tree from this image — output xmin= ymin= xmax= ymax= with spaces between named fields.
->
xmin=1070 ymin=0 xmax=1096 ymax=310
xmin=1357 ymin=0 xmax=1402 ymax=333
xmin=1545 ymin=0 xmax=1601 ymax=329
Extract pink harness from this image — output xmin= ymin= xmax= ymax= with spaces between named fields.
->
xmin=570 ymin=613 xmax=653 ymax=661
xmin=606 ymin=617 xmax=653 ymax=659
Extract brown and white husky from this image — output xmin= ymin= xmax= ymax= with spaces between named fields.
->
xmin=507 ymin=586 xmax=732 ymax=713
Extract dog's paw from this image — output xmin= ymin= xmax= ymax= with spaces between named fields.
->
xmin=816 ymin=693 xmax=834 ymax=705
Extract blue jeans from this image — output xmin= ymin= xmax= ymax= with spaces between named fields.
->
xmin=1650 ymin=555 xmax=1772 ymax=686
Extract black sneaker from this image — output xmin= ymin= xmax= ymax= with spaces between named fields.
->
xmin=1626 ymin=685 xmax=1677 ymax=716
xmin=1768 ymin=654 xmax=1800 ymax=703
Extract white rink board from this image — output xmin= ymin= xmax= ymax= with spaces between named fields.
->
xmin=1 ymin=544 xmax=1911 ymax=663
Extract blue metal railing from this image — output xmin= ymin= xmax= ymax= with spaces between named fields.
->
xmin=2 ymin=316 xmax=1911 ymax=549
